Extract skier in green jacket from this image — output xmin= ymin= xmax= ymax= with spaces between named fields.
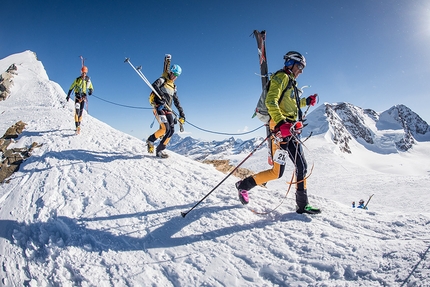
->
xmin=236 ymin=51 xmax=320 ymax=214
xmin=66 ymin=66 xmax=94 ymax=134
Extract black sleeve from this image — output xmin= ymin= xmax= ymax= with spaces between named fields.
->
xmin=173 ymin=92 xmax=185 ymax=119
xmin=151 ymin=78 xmax=165 ymax=99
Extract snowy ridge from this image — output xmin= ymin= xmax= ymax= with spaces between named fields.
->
xmin=0 ymin=51 xmax=430 ymax=286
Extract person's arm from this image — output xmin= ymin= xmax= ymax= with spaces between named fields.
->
xmin=172 ymin=91 xmax=185 ymax=119
xmin=66 ymin=79 xmax=77 ymax=101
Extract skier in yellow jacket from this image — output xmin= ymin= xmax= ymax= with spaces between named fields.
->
xmin=66 ymin=66 xmax=94 ymax=134
xmin=236 ymin=51 xmax=320 ymax=214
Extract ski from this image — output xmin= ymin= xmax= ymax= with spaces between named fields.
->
xmin=364 ymin=194 xmax=374 ymax=209
xmin=163 ymin=54 xmax=171 ymax=78
xmin=253 ymin=30 xmax=273 ymax=165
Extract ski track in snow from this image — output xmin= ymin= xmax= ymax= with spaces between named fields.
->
xmin=0 ymin=51 xmax=429 ymax=286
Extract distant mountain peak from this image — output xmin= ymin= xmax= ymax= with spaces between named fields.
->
xmin=307 ymin=102 xmax=429 ymax=153
xmin=170 ymin=102 xmax=430 ymax=159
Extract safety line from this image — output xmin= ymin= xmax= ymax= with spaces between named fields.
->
xmin=91 ymin=94 xmax=266 ymax=136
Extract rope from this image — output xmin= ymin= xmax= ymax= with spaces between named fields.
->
xmin=185 ymin=121 xmax=265 ymax=136
xmin=249 ymin=135 xmax=297 ymax=215
xmin=90 ymin=94 xmax=266 ymax=136
xmin=249 ymin=133 xmax=315 ymax=215
xmin=91 ymin=95 xmax=152 ymax=110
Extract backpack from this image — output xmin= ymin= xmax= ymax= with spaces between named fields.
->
xmin=148 ymin=77 xmax=176 ymax=106
xmin=150 ymin=54 xmax=172 ymax=106
xmin=253 ymin=69 xmax=293 ymax=123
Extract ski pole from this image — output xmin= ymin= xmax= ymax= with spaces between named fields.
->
xmin=180 ymin=134 xmax=271 ymax=218
xmin=150 ymin=115 xmax=156 ymax=128
xmin=364 ymin=194 xmax=374 ymax=209
xmin=124 ymin=58 xmax=184 ymax=132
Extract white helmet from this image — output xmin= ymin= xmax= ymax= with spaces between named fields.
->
xmin=284 ymin=51 xmax=306 ymax=68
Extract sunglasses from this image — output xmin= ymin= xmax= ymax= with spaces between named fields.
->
xmin=295 ymin=62 xmax=305 ymax=70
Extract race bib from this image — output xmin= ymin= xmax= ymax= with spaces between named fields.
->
xmin=75 ymin=103 xmax=80 ymax=109
xmin=159 ymin=115 xmax=168 ymax=123
xmin=273 ymin=149 xmax=288 ymax=165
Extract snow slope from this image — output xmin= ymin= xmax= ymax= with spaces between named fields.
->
xmin=0 ymin=51 xmax=429 ymax=286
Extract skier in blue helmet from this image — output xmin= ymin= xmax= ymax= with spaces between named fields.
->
xmin=146 ymin=60 xmax=186 ymax=158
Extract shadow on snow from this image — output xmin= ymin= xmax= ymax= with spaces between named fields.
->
xmin=0 ymin=204 xmax=309 ymax=260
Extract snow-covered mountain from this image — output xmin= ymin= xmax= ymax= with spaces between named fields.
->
xmin=168 ymin=134 xmax=266 ymax=160
xmin=1 ymin=51 xmax=430 ymax=286
xmin=169 ymin=102 xmax=430 ymax=159
xmin=304 ymin=102 xmax=430 ymax=154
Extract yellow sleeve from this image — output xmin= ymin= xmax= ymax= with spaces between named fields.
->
xmin=299 ymin=97 xmax=307 ymax=108
xmin=69 ymin=79 xmax=77 ymax=91
xmin=265 ymin=73 xmax=288 ymax=124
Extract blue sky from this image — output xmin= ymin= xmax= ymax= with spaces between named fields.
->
xmin=2 ymin=0 xmax=430 ymax=141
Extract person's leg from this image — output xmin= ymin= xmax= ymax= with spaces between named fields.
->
xmin=147 ymin=109 xmax=168 ymax=153
xmin=155 ymin=114 xmax=174 ymax=158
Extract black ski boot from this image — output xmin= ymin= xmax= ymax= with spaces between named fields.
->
xmin=296 ymin=189 xmax=321 ymax=214
xmin=156 ymin=144 xmax=168 ymax=159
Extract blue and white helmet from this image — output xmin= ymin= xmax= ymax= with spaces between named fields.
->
xmin=170 ymin=64 xmax=182 ymax=77
xmin=284 ymin=51 xmax=306 ymax=68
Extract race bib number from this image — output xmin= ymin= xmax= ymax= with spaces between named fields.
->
xmin=159 ymin=115 xmax=168 ymax=123
xmin=273 ymin=149 xmax=288 ymax=165
xmin=75 ymin=103 xmax=80 ymax=110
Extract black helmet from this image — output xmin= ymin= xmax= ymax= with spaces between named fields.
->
xmin=284 ymin=51 xmax=306 ymax=68
xmin=359 ymin=199 xmax=365 ymax=205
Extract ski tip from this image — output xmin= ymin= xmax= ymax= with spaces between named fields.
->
xmin=124 ymin=58 xmax=130 ymax=63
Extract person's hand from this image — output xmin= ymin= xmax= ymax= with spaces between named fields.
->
xmin=292 ymin=121 xmax=304 ymax=134
xmin=306 ymin=94 xmax=318 ymax=106
xmin=157 ymin=104 xmax=164 ymax=111
xmin=88 ymin=89 xmax=93 ymax=95
xmin=179 ymin=117 xmax=185 ymax=124
xmin=278 ymin=122 xmax=293 ymax=138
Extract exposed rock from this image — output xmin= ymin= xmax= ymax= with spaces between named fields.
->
xmin=325 ymin=104 xmax=352 ymax=153
xmin=2 ymin=120 xmax=27 ymax=139
xmin=0 ymin=64 xmax=17 ymax=101
xmin=0 ymin=121 xmax=43 ymax=183
xmin=203 ymin=159 xmax=254 ymax=179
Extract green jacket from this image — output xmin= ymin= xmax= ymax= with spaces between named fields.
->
xmin=68 ymin=75 xmax=94 ymax=95
xmin=265 ymin=70 xmax=306 ymax=125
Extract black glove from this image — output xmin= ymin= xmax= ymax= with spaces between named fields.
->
xmin=88 ymin=89 xmax=93 ymax=96
xmin=157 ymin=99 xmax=165 ymax=105
xmin=66 ymin=90 xmax=72 ymax=101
